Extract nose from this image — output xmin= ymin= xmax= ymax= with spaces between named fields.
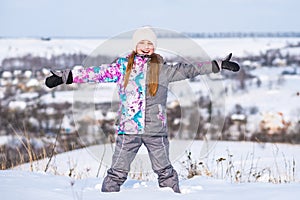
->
xmin=143 ymin=44 xmax=150 ymax=49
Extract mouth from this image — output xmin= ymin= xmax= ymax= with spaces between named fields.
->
xmin=141 ymin=50 xmax=150 ymax=54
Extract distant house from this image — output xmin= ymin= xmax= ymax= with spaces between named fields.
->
xmin=272 ymin=58 xmax=287 ymax=66
xmin=259 ymin=112 xmax=291 ymax=135
xmin=61 ymin=115 xmax=76 ymax=134
xmin=281 ymin=67 xmax=297 ymax=75
xmin=2 ymin=71 xmax=13 ymax=79
xmin=8 ymin=100 xmax=27 ymax=110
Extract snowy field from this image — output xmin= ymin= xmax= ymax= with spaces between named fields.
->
xmin=1 ymin=140 xmax=300 ymax=200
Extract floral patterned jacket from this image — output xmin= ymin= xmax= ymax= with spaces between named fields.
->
xmin=72 ymin=54 xmax=214 ymax=136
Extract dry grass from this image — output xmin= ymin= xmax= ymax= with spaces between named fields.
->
xmin=181 ymin=145 xmax=296 ymax=184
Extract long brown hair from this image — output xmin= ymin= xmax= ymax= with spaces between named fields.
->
xmin=124 ymin=51 xmax=161 ymax=96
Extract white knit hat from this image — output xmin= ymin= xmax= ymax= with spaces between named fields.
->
xmin=132 ymin=27 xmax=157 ymax=50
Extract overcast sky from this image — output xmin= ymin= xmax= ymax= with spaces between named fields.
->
xmin=0 ymin=0 xmax=299 ymax=38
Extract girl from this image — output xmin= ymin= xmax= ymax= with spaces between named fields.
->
xmin=46 ymin=27 xmax=240 ymax=193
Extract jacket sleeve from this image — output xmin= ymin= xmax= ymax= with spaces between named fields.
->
xmin=165 ymin=61 xmax=216 ymax=82
xmin=72 ymin=58 xmax=127 ymax=83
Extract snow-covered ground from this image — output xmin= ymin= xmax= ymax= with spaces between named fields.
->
xmin=1 ymin=169 xmax=300 ymax=200
xmin=1 ymin=140 xmax=300 ymax=200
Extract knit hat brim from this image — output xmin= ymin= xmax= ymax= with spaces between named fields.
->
xmin=132 ymin=27 xmax=157 ymax=50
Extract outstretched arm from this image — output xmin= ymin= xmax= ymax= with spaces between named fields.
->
xmin=72 ymin=62 xmax=124 ymax=83
xmin=166 ymin=60 xmax=213 ymax=82
xmin=45 ymin=58 xmax=127 ymax=88
xmin=166 ymin=53 xmax=240 ymax=82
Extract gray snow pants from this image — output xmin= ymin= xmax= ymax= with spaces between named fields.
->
xmin=101 ymin=134 xmax=180 ymax=193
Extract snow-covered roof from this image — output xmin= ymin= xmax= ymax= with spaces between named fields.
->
xmin=8 ymin=100 xmax=27 ymax=110
xmin=2 ymin=71 xmax=12 ymax=78
xmin=231 ymin=114 xmax=246 ymax=121
xmin=26 ymin=78 xmax=39 ymax=87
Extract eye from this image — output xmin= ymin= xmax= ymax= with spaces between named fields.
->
xmin=137 ymin=40 xmax=153 ymax=46
xmin=147 ymin=42 xmax=153 ymax=45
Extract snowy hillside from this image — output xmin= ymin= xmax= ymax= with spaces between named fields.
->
xmin=1 ymin=169 xmax=300 ymax=200
xmin=1 ymin=37 xmax=300 ymax=63
xmin=1 ymin=140 xmax=300 ymax=200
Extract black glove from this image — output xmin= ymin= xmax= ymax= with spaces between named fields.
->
xmin=212 ymin=53 xmax=240 ymax=73
xmin=45 ymin=69 xmax=73 ymax=88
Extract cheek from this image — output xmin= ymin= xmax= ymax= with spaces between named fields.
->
xmin=149 ymin=48 xmax=154 ymax=54
xmin=136 ymin=48 xmax=143 ymax=54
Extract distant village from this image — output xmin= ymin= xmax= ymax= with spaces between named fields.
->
xmin=0 ymin=37 xmax=300 ymax=169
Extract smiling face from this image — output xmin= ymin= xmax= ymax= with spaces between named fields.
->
xmin=136 ymin=40 xmax=155 ymax=55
